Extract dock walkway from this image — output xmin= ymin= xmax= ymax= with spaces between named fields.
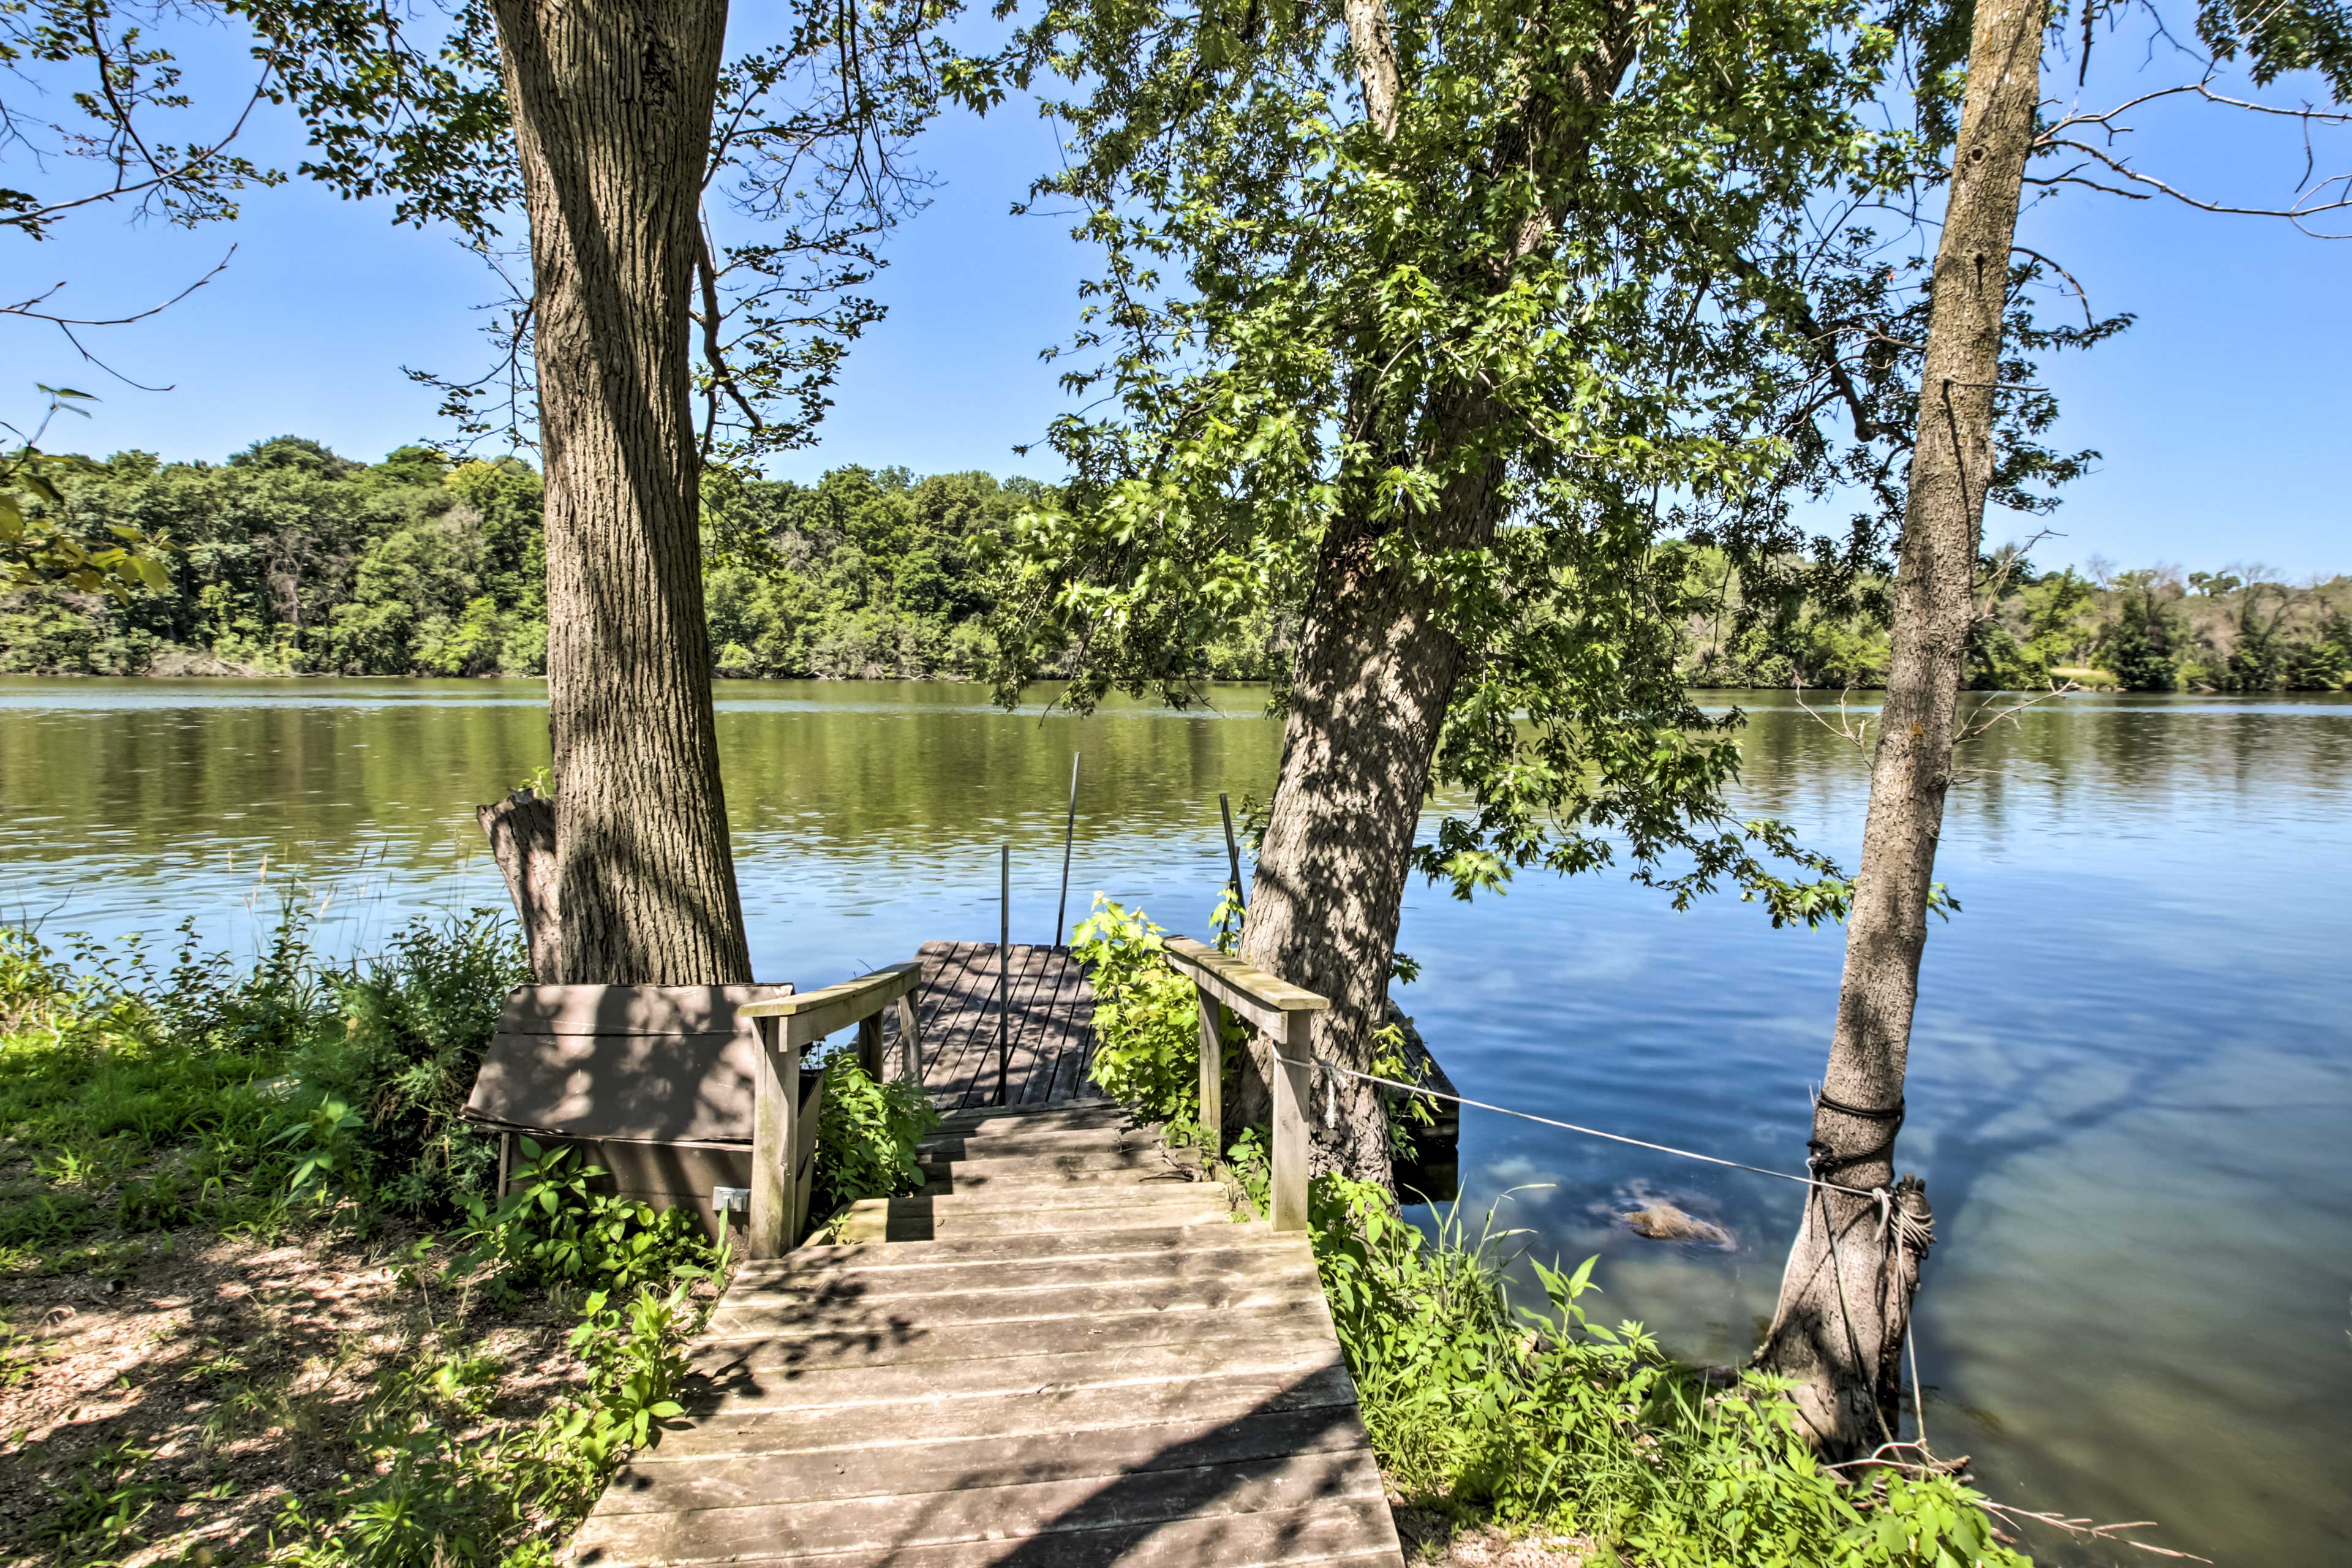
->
xmin=568 ymin=946 xmax=1405 ymax=1568
xmin=894 ymin=942 xmax=1101 ymax=1113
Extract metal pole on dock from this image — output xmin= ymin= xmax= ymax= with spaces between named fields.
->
xmin=1054 ymin=752 xmax=1081 ymax=948
xmin=1219 ymin=793 xmax=1246 ymax=911
xmin=997 ymin=843 xmax=1011 ymax=1106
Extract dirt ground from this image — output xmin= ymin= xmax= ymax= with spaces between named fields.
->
xmin=1393 ymin=1502 xmax=1593 ymax=1567
xmin=0 ymin=1224 xmax=577 ymax=1568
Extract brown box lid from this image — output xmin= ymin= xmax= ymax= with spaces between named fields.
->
xmin=464 ymin=982 xmax=794 ymax=1144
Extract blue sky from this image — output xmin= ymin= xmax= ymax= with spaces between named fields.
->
xmin=7 ymin=17 xmax=2345 ymax=578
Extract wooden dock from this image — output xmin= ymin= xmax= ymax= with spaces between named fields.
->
xmin=893 ymin=942 xmax=1102 ymax=1112
xmin=567 ymin=943 xmax=1406 ymax=1568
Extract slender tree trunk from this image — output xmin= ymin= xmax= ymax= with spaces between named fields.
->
xmin=490 ymin=0 xmax=751 ymax=985
xmin=1229 ymin=0 xmax=1613 ymax=1187
xmin=1752 ymin=0 xmax=2046 ymax=1457
xmin=1226 ymin=6 xmax=1420 ymax=1186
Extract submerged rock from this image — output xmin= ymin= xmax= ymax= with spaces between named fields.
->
xmin=1621 ymin=1200 xmax=1733 ymax=1250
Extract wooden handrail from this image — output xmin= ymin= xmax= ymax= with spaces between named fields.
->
xmin=744 ymin=959 xmax=928 ymax=1257
xmin=1163 ymin=937 xmax=1325 ymax=1234
xmin=1162 ymin=937 xmax=1329 ymax=1036
xmin=742 ymin=960 xmax=924 ymax=1049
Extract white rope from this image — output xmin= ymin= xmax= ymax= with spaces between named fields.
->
xmin=1270 ymin=1053 xmax=1893 ymax=1204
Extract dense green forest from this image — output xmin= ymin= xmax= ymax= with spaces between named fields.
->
xmin=0 ymin=436 xmax=1044 ymax=681
xmin=5 ymin=434 xmax=2348 ymax=691
xmin=1686 ymin=555 xmax=2352 ymax=693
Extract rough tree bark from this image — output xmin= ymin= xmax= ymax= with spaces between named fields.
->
xmin=1235 ymin=505 xmax=1484 ymax=1183
xmin=489 ymin=0 xmax=752 ymax=986
xmin=1752 ymin=0 xmax=2048 ymax=1458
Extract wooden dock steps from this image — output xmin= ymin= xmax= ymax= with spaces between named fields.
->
xmin=839 ymin=1100 xmax=1214 ymax=1243
xmin=571 ymin=1102 xmax=1406 ymax=1567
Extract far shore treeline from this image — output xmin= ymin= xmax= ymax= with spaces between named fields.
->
xmin=6 ymin=434 xmax=2349 ymax=692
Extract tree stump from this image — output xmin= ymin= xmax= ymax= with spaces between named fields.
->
xmin=478 ymin=790 xmax=560 ymax=981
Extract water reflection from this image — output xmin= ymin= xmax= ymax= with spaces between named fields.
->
xmin=1 ymin=678 xmax=2347 ymax=1565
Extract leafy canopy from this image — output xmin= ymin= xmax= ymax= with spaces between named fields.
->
xmin=979 ymin=0 xmax=1907 ymax=915
xmin=2 ymin=388 xmax=173 ymax=598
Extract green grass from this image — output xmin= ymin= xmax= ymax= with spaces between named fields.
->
xmin=1 ymin=907 xmax=944 ymax=1568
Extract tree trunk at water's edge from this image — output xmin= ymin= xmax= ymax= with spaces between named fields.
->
xmin=1235 ymin=409 xmax=1503 ymax=1186
xmin=489 ymin=0 xmax=751 ymax=986
xmin=1221 ymin=2 xmax=1511 ymax=1191
xmin=1752 ymin=0 xmax=2046 ymax=1457
xmin=1235 ymin=517 xmax=1463 ymax=1189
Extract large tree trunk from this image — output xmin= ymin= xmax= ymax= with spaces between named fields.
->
xmin=1236 ymin=405 xmax=1506 ymax=1184
xmin=1235 ymin=519 xmax=1467 ymax=1186
xmin=1227 ymin=0 xmax=1602 ymax=1188
xmin=490 ymin=0 xmax=751 ymax=986
xmin=1752 ymin=0 xmax=2046 ymax=1457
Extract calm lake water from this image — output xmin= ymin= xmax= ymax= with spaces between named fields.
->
xmin=2 ymin=677 xmax=2347 ymax=1566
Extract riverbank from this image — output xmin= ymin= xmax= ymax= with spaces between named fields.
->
xmin=6 ymin=913 xmax=2041 ymax=1568
xmin=0 ymin=660 xmax=2149 ymax=693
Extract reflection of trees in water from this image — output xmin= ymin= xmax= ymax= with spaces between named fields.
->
xmin=0 ymin=684 xmax=1297 ymax=952
xmin=715 ymin=692 xmax=1286 ymax=853
xmin=8 ymin=685 xmax=2348 ymax=943
xmin=1730 ymin=694 xmax=2352 ymax=854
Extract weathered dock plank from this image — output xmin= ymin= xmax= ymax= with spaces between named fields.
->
xmin=571 ymin=1447 xmax=1387 ymax=1564
xmin=595 ymin=1404 xmax=1373 ymax=1515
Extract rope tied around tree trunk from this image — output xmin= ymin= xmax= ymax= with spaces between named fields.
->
xmin=1807 ymin=1090 xmax=1907 ymax=1179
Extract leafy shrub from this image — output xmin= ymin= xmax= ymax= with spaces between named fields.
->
xmin=458 ymin=1138 xmax=717 ymax=1296
xmin=1310 ymin=1177 xmax=2029 ymax=1567
xmin=295 ymin=910 xmax=530 ymax=1216
xmin=273 ymin=1096 xmax=369 ymax=1202
xmin=563 ymin=1286 xmax=698 ymax=1463
xmin=811 ymin=1051 xmax=938 ymax=1218
xmin=1069 ymin=895 xmax=1238 ymax=1126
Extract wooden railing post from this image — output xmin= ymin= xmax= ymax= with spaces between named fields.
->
xmin=741 ymin=960 xmax=926 ymax=1258
xmin=894 ymin=990 xmax=924 ymax=1083
xmin=747 ymin=1014 xmax=797 ymax=1259
xmin=1195 ymin=988 xmax=1224 ymax=1145
xmin=1269 ymin=1009 xmax=1314 ymax=1232
xmin=1161 ymin=937 xmax=1329 ymax=1234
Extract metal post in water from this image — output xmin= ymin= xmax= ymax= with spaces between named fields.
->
xmin=997 ymin=842 xmax=1011 ymax=1106
xmin=1054 ymin=752 xmax=1081 ymax=948
xmin=1219 ymin=792 xmax=1246 ymax=912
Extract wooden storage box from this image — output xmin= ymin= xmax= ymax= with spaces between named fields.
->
xmin=463 ymin=983 xmax=823 ymax=1242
